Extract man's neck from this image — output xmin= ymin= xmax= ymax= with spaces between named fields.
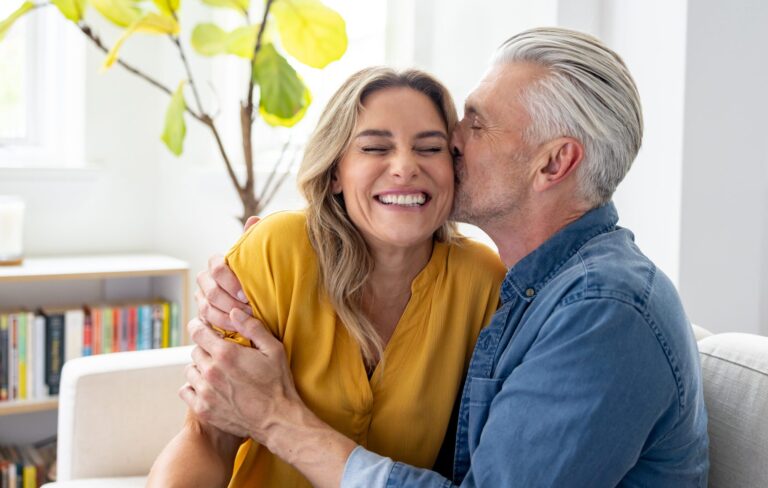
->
xmin=483 ymin=200 xmax=593 ymax=268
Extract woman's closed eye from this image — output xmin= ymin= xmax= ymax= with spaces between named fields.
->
xmin=415 ymin=146 xmax=445 ymax=154
xmin=361 ymin=146 xmax=390 ymax=153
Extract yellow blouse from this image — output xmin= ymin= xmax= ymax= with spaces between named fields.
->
xmin=222 ymin=211 xmax=505 ymax=487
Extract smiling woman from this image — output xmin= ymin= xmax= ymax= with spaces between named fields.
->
xmin=147 ymin=66 xmax=507 ymax=488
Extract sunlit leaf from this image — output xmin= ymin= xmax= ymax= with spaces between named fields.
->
xmin=226 ymin=25 xmax=258 ymax=58
xmin=259 ymin=84 xmax=310 ymax=127
xmin=271 ymin=0 xmax=347 ymax=68
xmin=201 ymin=0 xmax=248 ymax=13
xmin=51 ymin=0 xmax=88 ymax=23
xmin=102 ymin=13 xmax=179 ymax=70
xmin=0 ymin=1 xmax=35 ymax=42
xmin=191 ymin=23 xmax=228 ymax=56
xmin=91 ymin=0 xmax=143 ymax=27
xmin=161 ymin=81 xmax=187 ymax=155
xmin=254 ymin=43 xmax=311 ymax=126
xmin=152 ymin=0 xmax=179 ymax=16
xmin=191 ymin=23 xmax=259 ymax=58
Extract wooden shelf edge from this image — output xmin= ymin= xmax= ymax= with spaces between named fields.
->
xmin=0 ymin=398 xmax=58 ymax=416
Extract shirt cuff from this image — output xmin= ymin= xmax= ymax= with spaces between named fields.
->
xmin=341 ymin=445 xmax=395 ymax=488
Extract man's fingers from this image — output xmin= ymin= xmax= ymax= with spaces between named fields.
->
xmin=230 ymin=309 xmax=281 ymax=357
xmin=243 ymin=216 xmax=261 ymax=232
xmin=191 ymin=345 xmax=214 ymax=372
xmin=197 ymin=269 xmax=252 ymax=317
xmin=188 ymin=318 xmax=228 ymax=357
xmin=208 ymin=255 xmax=250 ymax=305
xmin=195 ymin=290 xmax=236 ymax=330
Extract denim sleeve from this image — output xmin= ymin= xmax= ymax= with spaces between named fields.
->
xmin=344 ymin=299 xmax=678 ymax=487
xmin=341 ymin=446 xmax=455 ymax=488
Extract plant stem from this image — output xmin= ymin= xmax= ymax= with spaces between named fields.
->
xmin=241 ymin=0 xmax=276 ymax=208
xmin=78 ymin=23 xmax=205 ymax=123
xmin=169 ymin=14 xmax=204 ymax=116
xmin=78 ymin=22 xmax=243 ymax=196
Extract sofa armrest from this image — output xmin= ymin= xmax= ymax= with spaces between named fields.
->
xmin=57 ymin=346 xmax=192 ymax=481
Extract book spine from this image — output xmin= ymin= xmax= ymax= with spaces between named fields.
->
xmin=17 ymin=313 xmax=27 ymax=400
xmin=92 ymin=308 xmax=101 ymax=355
xmin=64 ymin=309 xmax=85 ymax=363
xmin=45 ymin=314 xmax=65 ymax=396
xmin=83 ymin=308 xmax=92 ymax=357
xmin=161 ymin=302 xmax=170 ymax=349
xmin=34 ymin=314 xmax=46 ymax=399
xmin=152 ymin=304 xmax=162 ymax=350
xmin=101 ymin=307 xmax=113 ymax=355
xmin=120 ymin=307 xmax=129 ymax=352
xmin=128 ymin=306 xmax=137 ymax=352
xmin=113 ymin=307 xmax=121 ymax=353
xmin=25 ymin=313 xmax=34 ymax=400
xmin=140 ymin=305 xmax=152 ymax=351
xmin=0 ymin=314 xmax=8 ymax=401
xmin=10 ymin=314 xmax=18 ymax=400
xmin=170 ymin=302 xmax=180 ymax=347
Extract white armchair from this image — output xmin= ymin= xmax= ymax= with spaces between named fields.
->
xmin=43 ymin=327 xmax=768 ymax=487
xmin=42 ymin=346 xmax=193 ymax=488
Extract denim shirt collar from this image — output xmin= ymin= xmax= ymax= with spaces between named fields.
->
xmin=500 ymin=202 xmax=619 ymax=303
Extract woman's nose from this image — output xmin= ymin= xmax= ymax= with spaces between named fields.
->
xmin=389 ymin=153 xmax=419 ymax=179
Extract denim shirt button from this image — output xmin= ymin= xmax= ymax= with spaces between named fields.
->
xmin=525 ymin=287 xmax=535 ymax=297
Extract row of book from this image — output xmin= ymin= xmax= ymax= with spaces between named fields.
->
xmin=0 ymin=300 xmax=181 ymax=402
xmin=0 ymin=438 xmax=56 ymax=488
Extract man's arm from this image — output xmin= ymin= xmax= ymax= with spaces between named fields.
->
xmin=183 ymin=311 xmax=358 ymax=488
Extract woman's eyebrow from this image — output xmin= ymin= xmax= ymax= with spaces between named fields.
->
xmin=355 ymin=129 xmax=393 ymax=138
xmin=415 ymin=130 xmax=447 ymax=140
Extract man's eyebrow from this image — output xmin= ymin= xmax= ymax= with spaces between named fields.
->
xmin=415 ymin=130 xmax=447 ymax=140
xmin=355 ymin=129 xmax=392 ymax=138
xmin=464 ymin=103 xmax=480 ymax=117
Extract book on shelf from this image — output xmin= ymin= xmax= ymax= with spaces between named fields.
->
xmin=0 ymin=299 xmax=181 ymax=404
xmin=0 ymin=437 xmax=56 ymax=488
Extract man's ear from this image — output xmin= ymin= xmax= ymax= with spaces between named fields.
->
xmin=532 ymin=138 xmax=584 ymax=192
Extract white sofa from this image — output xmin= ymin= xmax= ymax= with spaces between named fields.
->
xmin=43 ymin=326 xmax=768 ymax=487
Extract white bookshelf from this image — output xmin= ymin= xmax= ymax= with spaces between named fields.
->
xmin=0 ymin=254 xmax=189 ymax=443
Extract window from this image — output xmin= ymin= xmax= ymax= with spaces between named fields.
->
xmin=0 ymin=1 xmax=85 ymax=169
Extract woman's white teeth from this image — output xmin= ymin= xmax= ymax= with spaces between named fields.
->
xmin=378 ymin=193 xmax=427 ymax=206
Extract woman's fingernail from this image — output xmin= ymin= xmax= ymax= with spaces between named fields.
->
xmin=237 ymin=290 xmax=249 ymax=303
xmin=231 ymin=308 xmax=247 ymax=324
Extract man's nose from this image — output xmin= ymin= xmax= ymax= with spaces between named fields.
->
xmin=450 ymin=128 xmax=464 ymax=158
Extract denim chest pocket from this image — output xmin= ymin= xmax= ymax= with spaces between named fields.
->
xmin=467 ymin=377 xmax=504 ymax=453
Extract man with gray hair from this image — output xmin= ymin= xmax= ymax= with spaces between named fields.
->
xmin=186 ymin=27 xmax=709 ymax=486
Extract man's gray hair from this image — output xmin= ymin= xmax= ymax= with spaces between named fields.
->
xmin=492 ymin=27 xmax=643 ymax=206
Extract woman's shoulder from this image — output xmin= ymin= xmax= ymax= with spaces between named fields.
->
xmin=444 ymin=237 xmax=506 ymax=278
xmin=227 ymin=210 xmax=311 ymax=260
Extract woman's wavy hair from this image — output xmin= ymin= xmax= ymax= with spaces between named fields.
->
xmin=297 ymin=66 xmax=459 ymax=368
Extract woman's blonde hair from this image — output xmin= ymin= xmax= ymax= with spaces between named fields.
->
xmin=297 ymin=67 xmax=459 ymax=368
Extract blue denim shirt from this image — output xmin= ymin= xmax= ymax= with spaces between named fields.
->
xmin=342 ymin=202 xmax=709 ymax=487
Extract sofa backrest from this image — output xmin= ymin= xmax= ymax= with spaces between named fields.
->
xmin=698 ymin=333 xmax=768 ymax=488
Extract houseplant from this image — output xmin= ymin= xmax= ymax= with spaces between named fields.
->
xmin=0 ymin=0 xmax=348 ymax=224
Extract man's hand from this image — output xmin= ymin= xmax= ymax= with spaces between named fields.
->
xmin=180 ymin=310 xmax=356 ymax=488
xmin=181 ymin=309 xmax=300 ymax=442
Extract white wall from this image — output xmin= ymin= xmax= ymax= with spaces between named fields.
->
xmin=678 ymin=0 xmax=768 ymax=335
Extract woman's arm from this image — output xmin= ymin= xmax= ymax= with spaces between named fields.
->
xmin=146 ymin=410 xmax=243 ymax=488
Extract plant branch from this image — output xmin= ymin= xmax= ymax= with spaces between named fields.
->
xmin=241 ymin=0 xmax=276 ymax=204
xmin=261 ymin=146 xmax=299 ymax=207
xmin=168 ymin=13 xmax=204 ymax=115
xmin=78 ymin=22 xmax=242 ymax=193
xmin=78 ymin=23 xmax=205 ymax=124
xmin=259 ymin=139 xmax=291 ymax=200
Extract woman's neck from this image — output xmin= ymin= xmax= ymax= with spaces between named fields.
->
xmin=367 ymin=239 xmax=433 ymax=299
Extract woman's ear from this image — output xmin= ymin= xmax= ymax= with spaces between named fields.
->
xmin=331 ymin=167 xmax=342 ymax=194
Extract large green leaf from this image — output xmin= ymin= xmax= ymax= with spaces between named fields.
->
xmin=161 ymin=81 xmax=187 ymax=156
xmin=152 ymin=0 xmax=179 ymax=16
xmin=51 ymin=0 xmax=88 ymax=23
xmin=91 ymin=0 xmax=142 ymax=27
xmin=191 ymin=23 xmax=228 ymax=56
xmin=102 ymin=13 xmax=179 ymax=70
xmin=271 ymin=0 xmax=347 ymax=68
xmin=0 ymin=1 xmax=35 ymax=42
xmin=191 ymin=23 xmax=259 ymax=58
xmin=254 ymin=43 xmax=311 ymax=126
xmin=201 ymin=0 xmax=248 ymax=13
xmin=226 ymin=25 xmax=258 ymax=58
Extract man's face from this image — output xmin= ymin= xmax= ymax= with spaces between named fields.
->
xmin=451 ymin=62 xmax=546 ymax=226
